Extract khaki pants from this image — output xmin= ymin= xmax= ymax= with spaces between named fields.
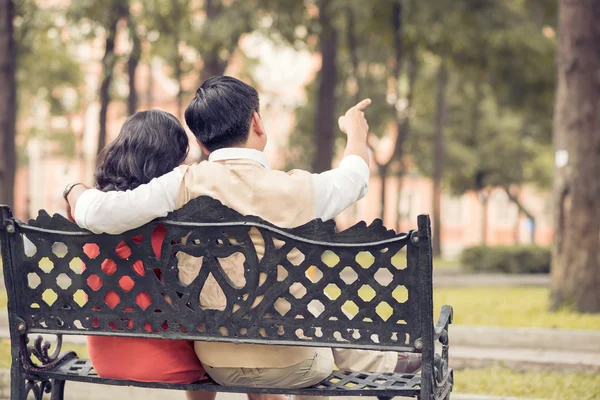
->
xmin=203 ymin=348 xmax=397 ymax=400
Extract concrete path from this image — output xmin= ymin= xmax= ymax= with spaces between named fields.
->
xmin=432 ymin=273 xmax=548 ymax=288
xmin=450 ymin=325 xmax=600 ymax=353
xmin=451 ymin=345 xmax=600 ymax=373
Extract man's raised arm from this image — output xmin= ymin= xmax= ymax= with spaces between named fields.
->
xmin=312 ymin=99 xmax=372 ymax=221
xmin=66 ymin=168 xmax=184 ymax=234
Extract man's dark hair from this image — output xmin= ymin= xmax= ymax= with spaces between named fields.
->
xmin=185 ymin=76 xmax=260 ymax=151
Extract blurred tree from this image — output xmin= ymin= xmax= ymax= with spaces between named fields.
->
xmin=142 ymin=0 xmax=192 ymax=118
xmin=68 ymin=0 xmax=139 ymax=159
xmin=370 ymin=0 xmax=419 ymax=222
xmin=15 ymin=0 xmax=83 ymax=156
xmin=408 ymin=0 xmax=555 ymax=246
xmin=550 ymin=0 xmax=600 ymax=313
xmin=126 ymin=7 xmax=141 ymax=115
xmin=142 ymin=0 xmax=303 ymax=120
xmin=97 ymin=0 xmax=128 ymax=159
xmin=431 ymin=60 xmax=447 ymax=256
xmin=0 ymin=0 xmax=16 ymax=208
xmin=288 ymin=0 xmax=416 ymax=212
xmin=312 ymin=0 xmax=337 ymax=173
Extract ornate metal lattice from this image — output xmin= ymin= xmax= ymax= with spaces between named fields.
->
xmin=0 ymin=196 xmax=453 ymax=399
xmin=8 ymin=196 xmax=423 ymax=351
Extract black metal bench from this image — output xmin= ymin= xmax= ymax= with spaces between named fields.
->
xmin=0 ymin=196 xmax=453 ymax=399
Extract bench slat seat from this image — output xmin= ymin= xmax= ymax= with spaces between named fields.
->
xmin=40 ymin=356 xmax=421 ymax=397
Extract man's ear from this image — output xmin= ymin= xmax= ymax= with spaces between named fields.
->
xmin=252 ymin=112 xmax=265 ymax=137
xmin=197 ymin=140 xmax=210 ymax=156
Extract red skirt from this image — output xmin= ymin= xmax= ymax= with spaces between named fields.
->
xmin=84 ymin=225 xmax=205 ymax=383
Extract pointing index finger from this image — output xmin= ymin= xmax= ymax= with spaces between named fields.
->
xmin=353 ymin=98 xmax=372 ymax=111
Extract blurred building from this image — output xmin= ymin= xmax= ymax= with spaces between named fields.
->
xmin=13 ymin=25 xmax=553 ymax=258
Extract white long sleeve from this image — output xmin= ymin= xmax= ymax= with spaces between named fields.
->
xmin=73 ymin=168 xmax=183 ymax=234
xmin=72 ymin=152 xmax=369 ymax=233
xmin=311 ymin=155 xmax=370 ymax=221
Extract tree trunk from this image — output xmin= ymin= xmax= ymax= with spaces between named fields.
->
xmin=378 ymin=164 xmax=388 ymax=221
xmin=513 ymin=190 xmax=522 ymax=244
xmin=376 ymin=1 xmax=411 ymax=217
xmin=171 ymin=0 xmax=185 ymax=119
xmin=0 ymin=0 xmax=16 ymax=208
xmin=480 ymin=190 xmax=490 ymax=245
xmin=346 ymin=4 xmax=361 ymax=220
xmin=346 ymin=4 xmax=360 ymax=105
xmin=175 ymin=63 xmax=184 ymax=120
xmin=396 ymin=177 xmax=405 ymax=231
xmin=504 ymin=186 xmax=536 ymax=244
xmin=201 ymin=0 xmax=228 ymax=81
xmin=432 ymin=61 xmax=448 ymax=257
xmin=312 ymin=0 xmax=338 ymax=173
xmin=97 ymin=0 xmax=128 ymax=160
xmin=202 ymin=52 xmax=227 ymax=80
xmin=550 ymin=0 xmax=600 ymax=313
xmin=127 ymin=13 xmax=141 ymax=116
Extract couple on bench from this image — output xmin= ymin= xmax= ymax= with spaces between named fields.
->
xmin=64 ymin=76 xmax=421 ymax=400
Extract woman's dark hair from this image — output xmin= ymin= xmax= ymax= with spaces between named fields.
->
xmin=95 ymin=110 xmax=189 ymax=192
xmin=185 ymin=76 xmax=260 ymax=151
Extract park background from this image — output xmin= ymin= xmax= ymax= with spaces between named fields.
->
xmin=0 ymin=0 xmax=599 ymax=399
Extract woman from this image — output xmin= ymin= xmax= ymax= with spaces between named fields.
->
xmin=81 ymin=110 xmax=215 ymax=400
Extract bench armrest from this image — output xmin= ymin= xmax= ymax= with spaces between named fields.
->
xmin=432 ymin=304 xmax=453 ymax=396
xmin=434 ymin=305 xmax=453 ymax=344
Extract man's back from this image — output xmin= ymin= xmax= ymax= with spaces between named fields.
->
xmin=175 ymin=151 xmax=344 ymax=369
xmin=178 ymin=158 xmax=314 ymax=228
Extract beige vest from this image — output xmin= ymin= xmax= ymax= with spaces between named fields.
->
xmin=175 ymin=159 xmax=317 ymax=368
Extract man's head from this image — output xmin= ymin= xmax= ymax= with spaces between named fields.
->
xmin=185 ymin=76 xmax=266 ymax=154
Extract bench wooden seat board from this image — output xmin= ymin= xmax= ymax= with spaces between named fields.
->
xmin=0 ymin=196 xmax=453 ymax=399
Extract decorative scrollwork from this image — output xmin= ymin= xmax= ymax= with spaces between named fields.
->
xmin=24 ymin=334 xmax=77 ymax=372
xmin=25 ymin=379 xmax=53 ymax=400
xmin=28 ymin=335 xmax=62 ymax=365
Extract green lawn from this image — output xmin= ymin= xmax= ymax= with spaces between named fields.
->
xmin=433 ymin=287 xmax=600 ymax=330
xmin=454 ymin=366 xmax=600 ymax=400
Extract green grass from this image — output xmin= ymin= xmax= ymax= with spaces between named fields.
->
xmin=433 ymin=287 xmax=600 ymax=330
xmin=0 ymin=338 xmax=88 ymax=369
xmin=455 ymin=366 xmax=600 ymax=400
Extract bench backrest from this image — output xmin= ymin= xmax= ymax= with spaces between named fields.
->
xmin=0 ymin=196 xmax=434 ymax=353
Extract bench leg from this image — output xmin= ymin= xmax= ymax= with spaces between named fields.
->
xmin=10 ymin=365 xmax=27 ymax=399
xmin=50 ymin=379 xmax=66 ymax=400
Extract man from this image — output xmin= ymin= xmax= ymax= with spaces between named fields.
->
xmin=66 ymin=77 xmax=419 ymax=398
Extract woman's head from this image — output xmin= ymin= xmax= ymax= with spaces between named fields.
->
xmin=95 ymin=110 xmax=189 ymax=192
